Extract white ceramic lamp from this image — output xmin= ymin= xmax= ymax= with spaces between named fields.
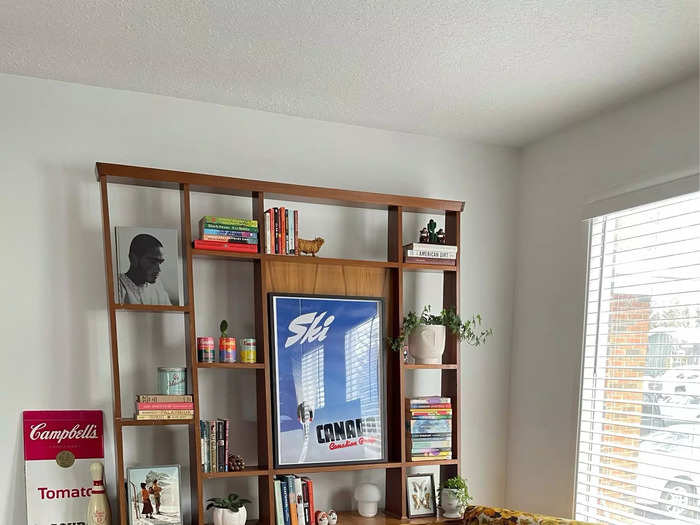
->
xmin=354 ymin=483 xmax=381 ymax=517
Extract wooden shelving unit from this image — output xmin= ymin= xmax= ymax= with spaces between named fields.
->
xmin=97 ymin=162 xmax=464 ymax=525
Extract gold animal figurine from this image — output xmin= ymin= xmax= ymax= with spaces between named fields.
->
xmin=298 ymin=237 xmax=325 ymax=256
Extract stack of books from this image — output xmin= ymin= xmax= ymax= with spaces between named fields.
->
xmin=274 ymin=475 xmax=315 ymax=525
xmin=403 ymin=243 xmax=457 ymax=266
xmin=193 ymin=216 xmax=259 ymax=253
xmin=135 ymin=395 xmax=194 ymax=421
xmin=406 ymin=396 xmax=452 ymax=461
xmin=263 ymin=207 xmax=299 ymax=255
xmin=200 ymin=419 xmax=231 ymax=473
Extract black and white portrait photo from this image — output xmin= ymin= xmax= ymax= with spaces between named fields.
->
xmin=115 ymin=227 xmax=182 ymax=306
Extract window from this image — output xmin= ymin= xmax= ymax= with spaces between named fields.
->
xmin=575 ymin=191 xmax=700 ymax=525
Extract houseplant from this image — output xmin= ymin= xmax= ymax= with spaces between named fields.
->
xmin=390 ymin=306 xmax=492 ymax=363
xmin=207 ymin=493 xmax=250 ymax=525
xmin=439 ymin=475 xmax=473 ymax=518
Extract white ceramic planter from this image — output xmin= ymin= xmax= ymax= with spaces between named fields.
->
xmin=212 ymin=506 xmax=247 ymax=525
xmin=440 ymin=488 xmax=463 ymax=519
xmin=408 ymin=325 xmax=446 ymax=364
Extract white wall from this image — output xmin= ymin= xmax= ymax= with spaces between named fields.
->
xmin=0 ymin=73 xmax=518 ymax=522
xmin=506 ymin=76 xmax=700 ymax=517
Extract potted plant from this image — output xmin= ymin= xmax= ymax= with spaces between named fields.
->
xmin=207 ymin=493 xmax=250 ymax=525
xmin=439 ymin=476 xmax=473 ymax=518
xmin=389 ymin=306 xmax=492 ymax=364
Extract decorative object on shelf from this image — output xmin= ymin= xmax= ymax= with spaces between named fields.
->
xmin=23 ymin=410 xmax=104 ymax=525
xmin=436 ymin=228 xmax=446 ymax=244
xmin=126 ymin=465 xmax=182 ymax=525
xmin=201 ymin=419 xmax=230 ymax=473
xmin=197 ymin=336 xmax=215 ymax=363
xmin=327 ymin=509 xmax=338 ymax=525
xmin=219 ymin=320 xmax=237 ymax=363
xmin=207 ymin=492 xmax=250 ymax=525
xmin=115 ymin=226 xmax=183 ymax=306
xmin=427 ymin=219 xmax=438 ymax=243
xmin=269 ymin=294 xmax=386 ymax=468
xmin=157 ymin=367 xmax=187 ymax=395
xmin=439 ymin=475 xmax=472 ymax=519
xmin=354 ymin=483 xmax=381 ymax=517
xmin=315 ymin=510 xmax=329 ymax=525
xmin=227 ymin=453 xmax=246 ymax=472
xmin=240 ymin=338 xmax=257 ymax=363
xmin=389 ymin=306 xmax=493 ymax=363
xmin=297 ymin=236 xmax=325 ymax=256
xmin=419 ymin=227 xmax=429 ymax=243
xmin=86 ymin=462 xmax=111 ymax=525
xmin=264 ymin=207 xmax=300 ymax=255
xmin=406 ymin=473 xmax=436 ymax=518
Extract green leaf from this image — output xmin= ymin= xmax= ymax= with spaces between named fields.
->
xmin=220 ymin=319 xmax=229 ymax=337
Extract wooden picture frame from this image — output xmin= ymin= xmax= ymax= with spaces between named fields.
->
xmin=406 ymin=473 xmax=437 ymax=518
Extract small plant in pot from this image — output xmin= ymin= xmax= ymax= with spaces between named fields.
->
xmin=439 ymin=476 xmax=473 ymax=518
xmin=389 ymin=306 xmax=493 ymax=364
xmin=207 ymin=493 xmax=250 ymax=525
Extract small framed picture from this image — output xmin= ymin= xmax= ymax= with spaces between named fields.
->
xmin=126 ymin=464 xmax=182 ymax=525
xmin=406 ymin=473 xmax=437 ymax=518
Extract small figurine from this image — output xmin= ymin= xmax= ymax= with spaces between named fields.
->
xmin=298 ymin=237 xmax=325 ymax=256
xmin=427 ymin=219 xmax=438 ymax=243
xmin=419 ymin=227 xmax=429 ymax=243
xmin=227 ymin=454 xmax=246 ymax=472
xmin=436 ymin=228 xmax=446 ymax=245
xmin=327 ymin=510 xmax=338 ymax=525
xmin=316 ymin=511 xmax=329 ymax=525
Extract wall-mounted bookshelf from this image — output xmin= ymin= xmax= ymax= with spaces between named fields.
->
xmin=97 ymin=162 xmax=464 ymax=525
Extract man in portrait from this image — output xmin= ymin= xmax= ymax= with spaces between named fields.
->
xmin=117 ymin=233 xmax=174 ymax=305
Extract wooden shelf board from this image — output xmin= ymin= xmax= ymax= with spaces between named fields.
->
xmin=274 ymin=461 xmax=402 ymax=475
xmin=402 ymin=263 xmax=457 ymax=272
xmin=112 ymin=303 xmax=189 ymax=313
xmin=404 ymin=364 xmax=458 ymax=370
xmin=336 ymin=511 xmax=462 ymax=525
xmin=403 ymin=459 xmax=458 ymax=467
xmin=192 ymin=248 xmax=261 ymax=261
xmin=201 ymin=467 xmax=268 ymax=479
xmin=197 ymin=362 xmax=265 ymax=369
xmin=264 ymin=254 xmax=399 ymax=268
xmin=117 ymin=418 xmax=194 ymax=427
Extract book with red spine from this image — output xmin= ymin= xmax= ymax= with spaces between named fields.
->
xmin=269 ymin=209 xmax=275 ymax=254
xmin=404 ymin=256 xmax=456 ymax=266
xmin=301 ymin=477 xmax=314 ymax=524
xmin=279 ymin=207 xmax=286 ymax=254
xmin=274 ymin=208 xmax=280 ymax=254
xmin=294 ymin=210 xmax=299 ymax=255
xmin=193 ymin=240 xmax=258 ymax=253
xmin=285 ymin=208 xmax=290 ymax=255
xmin=136 ymin=402 xmax=194 ymax=410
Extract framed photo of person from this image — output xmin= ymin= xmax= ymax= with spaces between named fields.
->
xmin=406 ymin=473 xmax=437 ymax=518
xmin=115 ymin=227 xmax=183 ymax=306
xmin=269 ymin=293 xmax=386 ymax=468
xmin=126 ymin=464 xmax=182 ymax=525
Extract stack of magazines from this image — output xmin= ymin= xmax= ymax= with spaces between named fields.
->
xmin=193 ymin=216 xmax=259 ymax=253
xmin=406 ymin=396 xmax=452 ymax=461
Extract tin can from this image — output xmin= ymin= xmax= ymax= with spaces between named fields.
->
xmin=240 ymin=338 xmax=256 ymax=363
xmin=197 ymin=337 xmax=215 ymax=363
xmin=157 ymin=367 xmax=187 ymax=395
xmin=219 ymin=337 xmax=237 ymax=363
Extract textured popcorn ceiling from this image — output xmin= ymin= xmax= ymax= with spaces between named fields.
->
xmin=1 ymin=1 xmax=697 ymax=146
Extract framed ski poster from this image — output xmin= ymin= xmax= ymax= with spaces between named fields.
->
xmin=23 ymin=410 xmax=104 ymax=525
xmin=269 ymin=293 xmax=386 ymax=468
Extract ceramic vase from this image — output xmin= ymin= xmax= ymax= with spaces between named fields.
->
xmin=408 ymin=325 xmax=446 ymax=364
xmin=212 ymin=506 xmax=247 ymax=525
xmin=440 ymin=488 xmax=463 ymax=519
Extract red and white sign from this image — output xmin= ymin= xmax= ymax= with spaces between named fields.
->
xmin=23 ymin=410 xmax=104 ymax=525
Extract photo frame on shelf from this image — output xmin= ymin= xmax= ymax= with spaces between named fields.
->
xmin=406 ymin=473 xmax=437 ymax=518
xmin=269 ymin=293 xmax=386 ymax=468
xmin=115 ymin=226 xmax=183 ymax=306
xmin=126 ymin=464 xmax=182 ymax=525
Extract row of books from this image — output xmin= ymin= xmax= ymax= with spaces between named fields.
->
xmin=406 ymin=396 xmax=452 ymax=462
xmin=274 ymin=475 xmax=315 ymax=525
xmin=200 ymin=419 xmax=230 ymax=473
xmin=403 ymin=242 xmax=457 ymax=266
xmin=263 ymin=207 xmax=299 ymax=255
xmin=134 ymin=394 xmax=194 ymax=421
xmin=193 ymin=216 xmax=260 ymax=253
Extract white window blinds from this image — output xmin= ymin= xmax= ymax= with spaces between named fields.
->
xmin=575 ymin=191 xmax=700 ymax=525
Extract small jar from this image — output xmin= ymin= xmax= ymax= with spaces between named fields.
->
xmin=240 ymin=338 xmax=256 ymax=363
xmin=197 ymin=337 xmax=215 ymax=363
xmin=219 ymin=337 xmax=236 ymax=363
xmin=157 ymin=367 xmax=186 ymax=395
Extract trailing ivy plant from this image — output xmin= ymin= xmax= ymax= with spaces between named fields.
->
xmin=389 ymin=305 xmax=492 ymax=352
xmin=439 ymin=475 xmax=473 ymax=510
xmin=206 ymin=493 xmax=250 ymax=512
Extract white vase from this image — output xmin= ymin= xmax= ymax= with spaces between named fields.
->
xmin=213 ymin=506 xmax=247 ymax=525
xmin=440 ymin=488 xmax=463 ymax=519
xmin=408 ymin=325 xmax=446 ymax=364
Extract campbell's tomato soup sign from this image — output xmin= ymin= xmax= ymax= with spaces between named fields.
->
xmin=23 ymin=410 xmax=104 ymax=525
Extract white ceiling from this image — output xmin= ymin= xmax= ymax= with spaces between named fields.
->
xmin=1 ymin=1 xmax=698 ymax=146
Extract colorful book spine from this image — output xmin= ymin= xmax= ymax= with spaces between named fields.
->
xmin=410 ymin=440 xmax=452 ymax=449
xmin=301 ymin=479 xmax=310 ymax=525
xmin=201 ymin=228 xmax=258 ymax=238
xmin=285 ymin=208 xmax=290 ymax=255
xmin=209 ymin=420 xmax=217 ymax=473
xmin=135 ymin=410 xmax=194 ymax=416
xmin=274 ymin=208 xmax=280 ymax=254
xmin=193 ymin=240 xmax=259 ymax=252
xmin=279 ymin=478 xmax=291 ymax=525
xmin=283 ymin=475 xmax=298 ymax=525
xmin=404 ymin=249 xmax=456 ymax=258
xmin=404 ymin=243 xmax=457 ymax=253
xmin=410 ymin=397 xmax=451 ymax=406
xmin=404 ymin=256 xmax=456 ymax=265
xmin=200 ymin=421 xmax=207 ymax=472
xmin=279 ymin=207 xmax=286 ymax=255
xmin=294 ymin=477 xmax=305 ymax=525
xmin=411 ymin=447 xmax=452 ymax=454
xmin=301 ymin=477 xmax=314 ymax=524
xmin=287 ymin=210 xmax=294 ymax=255
xmin=409 ymin=432 xmax=452 ymax=439
xmin=265 ymin=211 xmax=272 ymax=254
xmin=135 ymin=414 xmax=193 ymax=420
xmin=201 ymin=216 xmax=258 ymax=228
xmin=225 ymin=419 xmax=230 ymax=472
xmin=294 ymin=210 xmax=299 ymax=255
xmin=200 ymin=221 xmax=258 ymax=232
xmin=201 ymin=234 xmax=259 ymax=244
xmin=136 ymin=402 xmax=194 ymax=410
xmin=136 ymin=395 xmax=193 ymax=403
xmin=274 ymin=479 xmax=285 ymax=525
